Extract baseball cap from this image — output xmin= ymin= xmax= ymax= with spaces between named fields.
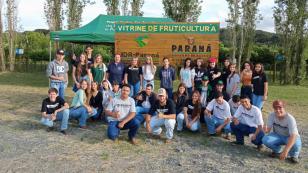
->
xmin=208 ymin=57 xmax=217 ymax=63
xmin=56 ymin=49 xmax=65 ymax=55
xmin=216 ymin=80 xmax=224 ymax=85
xmin=202 ymin=76 xmax=209 ymax=81
xmin=157 ymin=88 xmax=167 ymax=96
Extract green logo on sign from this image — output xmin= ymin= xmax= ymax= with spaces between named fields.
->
xmin=135 ymin=35 xmax=149 ymax=47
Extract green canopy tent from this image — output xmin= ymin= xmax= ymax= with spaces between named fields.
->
xmin=49 ymin=14 xmax=173 ymax=61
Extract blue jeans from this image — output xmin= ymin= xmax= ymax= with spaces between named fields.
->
xmin=231 ymin=122 xmax=264 ymax=145
xmin=69 ymin=106 xmax=88 ymax=127
xmin=107 ymin=118 xmax=140 ymax=140
xmin=40 ymin=109 xmax=69 ymax=130
xmin=252 ymin=94 xmax=264 ymax=109
xmin=50 ymin=81 xmax=67 ymax=100
xmin=129 ymin=81 xmax=140 ymax=97
xmin=241 ymin=85 xmax=252 ymax=101
xmin=262 ymin=132 xmax=302 ymax=157
xmin=164 ymin=88 xmax=173 ymax=99
xmin=72 ymin=75 xmax=90 ymax=92
xmin=176 ymin=112 xmax=200 ymax=132
xmin=135 ymin=106 xmax=150 ymax=124
xmin=205 ymin=115 xmax=231 ymax=135
xmin=143 ymin=80 xmax=155 ymax=90
xmin=187 ymin=87 xmax=193 ymax=97
xmin=91 ymin=108 xmax=103 ymax=120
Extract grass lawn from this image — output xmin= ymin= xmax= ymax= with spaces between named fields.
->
xmin=0 ymin=72 xmax=307 ymax=172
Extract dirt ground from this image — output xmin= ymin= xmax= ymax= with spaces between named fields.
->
xmin=0 ymin=73 xmax=307 ymax=173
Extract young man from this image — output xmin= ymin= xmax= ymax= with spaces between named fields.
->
xmin=105 ymin=84 xmax=140 ymax=144
xmin=221 ymin=58 xmax=231 ymax=88
xmin=231 ymin=95 xmax=265 ymax=149
xmin=228 ymin=95 xmax=241 ymax=116
xmin=207 ymin=80 xmax=230 ymax=102
xmin=262 ymin=100 xmax=302 ymax=163
xmin=46 ymin=49 xmax=69 ymax=100
xmin=40 ymin=88 xmax=69 ymax=135
xmin=146 ymin=88 xmax=176 ymax=143
xmin=159 ymin=57 xmax=176 ymax=99
xmin=204 ymin=92 xmax=232 ymax=139
xmin=106 ymin=54 xmax=125 ymax=86
xmin=135 ymin=84 xmax=157 ymax=124
xmin=124 ymin=57 xmax=143 ymax=97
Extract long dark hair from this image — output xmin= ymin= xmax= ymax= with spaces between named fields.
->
xmin=253 ymin=63 xmax=264 ymax=75
xmin=191 ymin=90 xmax=201 ymax=119
xmin=77 ymin=53 xmax=89 ymax=80
xmin=183 ymin=58 xmax=192 ymax=69
xmin=228 ymin=63 xmax=238 ymax=83
xmin=241 ymin=61 xmax=253 ymax=72
xmin=173 ymin=83 xmax=188 ymax=103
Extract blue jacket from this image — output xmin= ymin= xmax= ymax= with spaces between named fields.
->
xmin=159 ymin=66 xmax=175 ymax=89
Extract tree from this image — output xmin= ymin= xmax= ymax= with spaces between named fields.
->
xmin=121 ymin=0 xmax=130 ymax=16
xmin=66 ymin=0 xmax=95 ymax=30
xmin=6 ymin=0 xmax=17 ymax=71
xmin=162 ymin=0 xmax=202 ymax=22
xmin=44 ymin=0 xmax=65 ymax=31
xmin=274 ymin=0 xmax=308 ymax=84
xmin=0 ymin=0 xmax=5 ymax=71
xmin=104 ymin=0 xmax=120 ymax=15
xmin=131 ymin=0 xmax=144 ymax=16
xmin=226 ymin=0 xmax=241 ymax=63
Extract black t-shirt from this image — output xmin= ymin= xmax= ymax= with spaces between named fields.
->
xmin=221 ymin=67 xmax=230 ymax=87
xmin=207 ymin=67 xmax=221 ymax=87
xmin=252 ymin=72 xmax=267 ymax=95
xmin=194 ymin=67 xmax=207 ymax=89
xmin=41 ymin=96 xmax=65 ymax=114
xmin=73 ymin=62 xmax=88 ymax=77
xmin=125 ymin=66 xmax=142 ymax=84
xmin=149 ymin=99 xmax=176 ymax=116
xmin=173 ymin=93 xmax=188 ymax=114
xmin=184 ymin=99 xmax=201 ymax=116
xmin=90 ymin=91 xmax=103 ymax=109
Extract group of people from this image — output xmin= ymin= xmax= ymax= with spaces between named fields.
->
xmin=43 ymin=47 xmax=302 ymax=163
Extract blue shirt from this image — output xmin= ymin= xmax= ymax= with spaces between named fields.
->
xmin=159 ymin=66 xmax=175 ymax=89
xmin=107 ymin=62 xmax=125 ymax=85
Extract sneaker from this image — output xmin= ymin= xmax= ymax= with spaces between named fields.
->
xmin=60 ymin=130 xmax=67 ymax=135
xmin=129 ymin=138 xmax=138 ymax=145
xmin=231 ymin=141 xmax=244 ymax=145
xmin=257 ymin=144 xmax=264 ymax=151
xmin=46 ymin=127 xmax=55 ymax=132
xmin=289 ymin=157 xmax=299 ymax=164
xmin=269 ymin=152 xmax=280 ymax=158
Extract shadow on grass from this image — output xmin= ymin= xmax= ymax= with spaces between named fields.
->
xmin=0 ymin=72 xmax=48 ymax=88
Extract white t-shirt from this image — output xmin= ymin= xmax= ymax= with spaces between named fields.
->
xmin=180 ymin=68 xmax=195 ymax=88
xmin=267 ymin=112 xmax=299 ymax=137
xmin=200 ymin=86 xmax=208 ymax=108
xmin=142 ymin=65 xmax=155 ymax=81
xmin=234 ymin=105 xmax=264 ymax=128
xmin=206 ymin=99 xmax=231 ymax=120
xmin=226 ymin=73 xmax=240 ymax=97
xmin=228 ymin=99 xmax=240 ymax=116
xmin=106 ymin=97 xmax=136 ymax=121
xmin=141 ymin=96 xmax=151 ymax=109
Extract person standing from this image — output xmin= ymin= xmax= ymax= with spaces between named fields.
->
xmin=124 ymin=57 xmax=143 ymax=97
xmin=194 ymin=58 xmax=207 ymax=93
xmin=40 ymin=88 xmax=70 ymax=135
xmin=231 ymin=95 xmax=264 ymax=149
xmin=85 ymin=45 xmax=94 ymax=65
xmin=105 ymin=84 xmax=140 ymax=144
xmin=159 ymin=57 xmax=176 ymax=99
xmin=262 ymin=100 xmax=302 ymax=163
xmin=180 ymin=58 xmax=195 ymax=97
xmin=72 ymin=53 xmax=92 ymax=92
xmin=46 ymin=49 xmax=69 ymax=100
xmin=226 ymin=63 xmax=241 ymax=97
xmin=252 ymin=63 xmax=268 ymax=109
xmin=91 ymin=54 xmax=107 ymax=84
xmin=207 ymin=57 xmax=221 ymax=90
xmin=240 ymin=61 xmax=253 ymax=101
xmin=146 ymin=88 xmax=176 ymax=143
xmin=106 ymin=54 xmax=125 ymax=86
xmin=142 ymin=55 xmax=156 ymax=90
xmin=221 ymin=58 xmax=231 ymax=88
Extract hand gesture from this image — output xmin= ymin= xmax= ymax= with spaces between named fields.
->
xmin=158 ymin=112 xmax=164 ymax=119
xmin=279 ymin=150 xmax=288 ymax=160
xmin=118 ymin=121 xmax=125 ymax=129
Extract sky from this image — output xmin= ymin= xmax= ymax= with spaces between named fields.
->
xmin=15 ymin=0 xmax=276 ymax=33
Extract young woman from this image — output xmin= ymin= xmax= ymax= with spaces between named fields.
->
xmin=89 ymin=82 xmax=103 ymax=120
xmin=72 ymin=53 xmax=92 ymax=92
xmin=180 ymin=58 xmax=195 ymax=97
xmin=101 ymin=80 xmax=113 ymax=122
xmin=69 ymin=80 xmax=97 ymax=128
xmin=207 ymin=57 xmax=221 ymax=90
xmin=177 ymin=90 xmax=201 ymax=132
xmin=142 ymin=55 xmax=157 ymax=90
xmin=173 ymin=83 xmax=189 ymax=116
xmin=91 ymin=54 xmax=107 ymax=84
xmin=85 ymin=45 xmax=94 ymax=65
xmin=194 ymin=58 xmax=207 ymax=93
xmin=252 ymin=63 xmax=268 ymax=109
xmin=226 ymin=63 xmax=241 ymax=97
xmin=124 ymin=57 xmax=143 ymax=97
xmin=240 ymin=61 xmax=253 ymax=101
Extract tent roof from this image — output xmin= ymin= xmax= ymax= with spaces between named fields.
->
xmin=50 ymin=14 xmax=173 ymax=43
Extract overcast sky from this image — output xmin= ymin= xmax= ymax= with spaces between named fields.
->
xmin=15 ymin=0 xmax=276 ymax=33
